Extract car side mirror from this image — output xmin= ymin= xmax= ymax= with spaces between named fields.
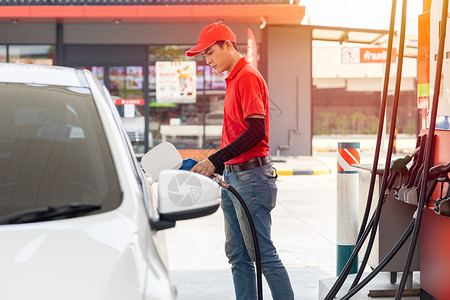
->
xmin=151 ymin=170 xmax=221 ymax=231
xmin=142 ymin=142 xmax=220 ymax=231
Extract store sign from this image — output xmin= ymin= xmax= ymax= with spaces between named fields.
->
xmin=360 ymin=48 xmax=397 ymax=63
xmin=341 ymin=47 xmax=360 ymax=64
xmin=342 ymin=47 xmax=397 ymax=64
xmin=114 ymin=98 xmax=145 ymax=105
xmin=247 ymin=27 xmax=258 ymax=69
xmin=156 ymin=61 xmax=197 ymax=103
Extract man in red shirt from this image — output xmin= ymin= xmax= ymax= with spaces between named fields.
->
xmin=187 ymin=23 xmax=294 ymax=300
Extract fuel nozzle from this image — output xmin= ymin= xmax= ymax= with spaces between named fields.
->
xmin=420 ymin=162 xmax=450 ymax=207
xmin=210 ymin=173 xmax=230 ymax=189
xmin=428 ymin=162 xmax=450 ymax=181
xmin=390 ymin=147 xmax=420 ymax=173
xmin=179 ymin=158 xmax=230 ymax=189
xmin=388 ymin=147 xmax=421 ymax=194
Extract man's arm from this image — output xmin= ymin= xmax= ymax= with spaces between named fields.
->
xmin=190 ymin=115 xmax=265 ymax=177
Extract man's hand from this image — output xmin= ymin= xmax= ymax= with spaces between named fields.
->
xmin=190 ymin=158 xmax=216 ymax=177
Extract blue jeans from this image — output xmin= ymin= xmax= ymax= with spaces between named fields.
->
xmin=222 ymin=163 xmax=294 ymax=300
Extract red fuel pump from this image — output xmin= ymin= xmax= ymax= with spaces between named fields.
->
xmin=419 ymin=0 xmax=450 ymax=298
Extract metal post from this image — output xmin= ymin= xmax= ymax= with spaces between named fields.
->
xmin=336 ymin=142 xmax=360 ymax=275
xmin=393 ymin=128 xmax=398 ymax=154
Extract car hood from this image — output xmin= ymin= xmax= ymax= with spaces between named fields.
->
xmin=0 ymin=211 xmax=153 ymax=300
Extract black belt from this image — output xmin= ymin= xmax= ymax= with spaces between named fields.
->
xmin=224 ymin=156 xmax=272 ymax=173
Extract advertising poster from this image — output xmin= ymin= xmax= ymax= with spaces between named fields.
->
xmin=149 ymin=65 xmax=156 ymax=90
xmin=109 ymin=67 xmax=125 ymax=93
xmin=123 ymin=103 xmax=136 ymax=118
xmin=126 ymin=66 xmax=143 ymax=90
xmin=156 ymin=61 xmax=197 ymax=103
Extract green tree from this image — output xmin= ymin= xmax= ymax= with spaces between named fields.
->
xmin=405 ymin=119 xmax=416 ymax=135
xmin=334 ymin=115 xmax=351 ymax=134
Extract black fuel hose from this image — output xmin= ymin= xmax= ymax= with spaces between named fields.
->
xmin=356 ymin=0 xmax=398 ymax=245
xmin=395 ymin=0 xmax=449 ymax=298
xmin=341 ymin=219 xmax=415 ymax=300
xmin=337 ymin=171 xmax=440 ymax=299
xmin=212 ymin=176 xmax=263 ymax=300
xmin=350 ymin=0 xmax=409 ymax=290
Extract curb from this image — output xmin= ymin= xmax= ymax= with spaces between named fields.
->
xmin=273 ymin=156 xmax=331 ymax=176
xmin=314 ymin=148 xmax=336 ymax=153
xmin=276 ymin=168 xmax=331 ymax=176
xmin=313 ymin=147 xmax=414 ymax=154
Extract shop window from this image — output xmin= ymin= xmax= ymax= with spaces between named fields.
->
xmin=0 ymin=46 xmax=6 ymax=63
xmin=75 ymin=66 xmax=104 ymax=85
xmin=8 ymin=45 xmax=55 ymax=65
xmin=148 ymin=44 xmax=256 ymax=150
xmin=148 ymin=45 xmax=225 ymax=149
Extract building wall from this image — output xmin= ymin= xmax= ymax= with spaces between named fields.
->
xmin=0 ymin=24 xmax=56 ymax=43
xmin=267 ymin=26 xmax=313 ymax=156
xmin=312 ymin=44 xmax=419 ymax=136
xmin=63 ymin=23 xmax=260 ymax=45
xmin=313 ymin=45 xmax=417 ymax=79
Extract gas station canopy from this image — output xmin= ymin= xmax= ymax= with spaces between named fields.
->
xmin=308 ymin=24 xmax=418 ymax=58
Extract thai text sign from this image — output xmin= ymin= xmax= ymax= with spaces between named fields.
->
xmin=360 ymin=48 xmax=397 ymax=63
xmin=342 ymin=47 xmax=397 ymax=64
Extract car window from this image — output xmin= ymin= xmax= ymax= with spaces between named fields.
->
xmin=0 ymin=83 xmax=121 ymax=218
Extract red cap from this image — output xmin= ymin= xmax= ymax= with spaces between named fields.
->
xmin=186 ymin=23 xmax=237 ymax=57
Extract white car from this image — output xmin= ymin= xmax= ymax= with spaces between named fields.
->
xmin=0 ymin=63 xmax=221 ymax=300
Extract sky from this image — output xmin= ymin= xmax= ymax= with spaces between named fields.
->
xmin=300 ymin=0 xmax=423 ymax=36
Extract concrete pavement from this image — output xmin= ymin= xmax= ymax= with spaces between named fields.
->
xmin=165 ymin=173 xmax=337 ymax=299
xmin=165 ymin=152 xmax=337 ymax=299
xmin=272 ymin=155 xmax=332 ymax=176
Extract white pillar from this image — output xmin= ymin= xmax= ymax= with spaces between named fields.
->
xmin=336 ymin=142 xmax=360 ymax=275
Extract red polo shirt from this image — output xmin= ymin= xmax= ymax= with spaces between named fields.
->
xmin=221 ymin=57 xmax=270 ymax=165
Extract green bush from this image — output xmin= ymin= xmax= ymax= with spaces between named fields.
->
xmin=313 ymin=112 xmax=337 ymax=135
xmin=314 ymin=112 xmax=379 ymax=135
xmin=405 ymin=119 xmax=416 ymax=135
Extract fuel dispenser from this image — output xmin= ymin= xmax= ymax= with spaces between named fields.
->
xmin=323 ymin=0 xmax=450 ymax=298
xmin=348 ymin=0 xmax=450 ymax=297
xmin=419 ymin=0 xmax=450 ymax=298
